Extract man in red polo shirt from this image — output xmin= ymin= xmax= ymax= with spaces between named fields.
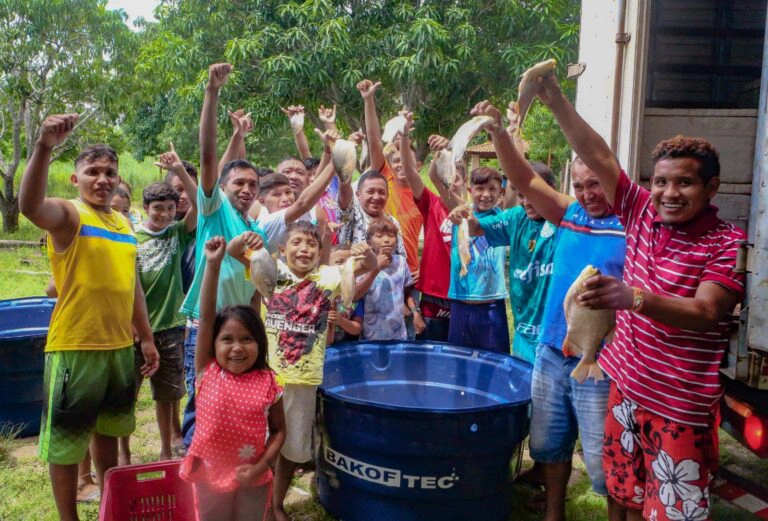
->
xmin=535 ymin=75 xmax=745 ymax=521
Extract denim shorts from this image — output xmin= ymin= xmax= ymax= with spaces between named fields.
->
xmin=181 ymin=320 xmax=199 ymax=448
xmin=528 ymin=343 xmax=610 ymax=495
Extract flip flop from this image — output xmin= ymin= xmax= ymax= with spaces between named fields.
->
xmin=76 ymin=488 xmax=100 ymax=504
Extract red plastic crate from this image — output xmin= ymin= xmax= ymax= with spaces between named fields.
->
xmin=99 ymin=460 xmax=196 ymax=521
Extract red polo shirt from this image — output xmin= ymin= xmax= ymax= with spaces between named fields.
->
xmin=599 ymin=172 xmax=745 ymax=427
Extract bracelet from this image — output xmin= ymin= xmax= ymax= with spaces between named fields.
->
xmin=631 ymin=287 xmax=644 ymax=312
xmin=410 ymin=306 xmax=421 ymax=315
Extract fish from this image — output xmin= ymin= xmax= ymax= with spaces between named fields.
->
xmin=339 ymin=256 xmax=362 ymax=308
xmin=331 ymin=139 xmax=357 ymax=184
xmin=289 ymin=112 xmax=304 ymax=132
xmin=562 ymin=265 xmax=616 ymax=383
xmin=248 ymin=247 xmax=278 ymax=299
xmin=516 ymin=58 xmax=557 ymax=135
xmin=434 ymin=115 xmax=493 ymax=188
xmin=381 ymin=114 xmax=407 ymax=143
xmin=457 ymin=218 xmax=471 ymax=277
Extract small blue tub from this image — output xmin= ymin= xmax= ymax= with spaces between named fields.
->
xmin=316 ymin=341 xmax=532 ymax=521
xmin=0 ymin=297 xmax=55 ymax=437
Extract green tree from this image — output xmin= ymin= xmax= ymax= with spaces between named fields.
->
xmin=0 ymin=0 xmax=137 ymax=232
xmin=126 ymin=0 xmax=579 ymax=166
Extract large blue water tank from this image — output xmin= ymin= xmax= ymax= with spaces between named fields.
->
xmin=0 ymin=297 xmax=55 ymax=437
xmin=316 ymin=341 xmax=532 ymax=521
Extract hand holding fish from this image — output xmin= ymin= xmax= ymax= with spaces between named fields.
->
xmin=241 ymin=231 xmax=264 ymax=253
xmin=469 ymin=101 xmax=504 ymax=134
xmin=318 ymin=104 xmax=337 ymax=130
xmin=204 ymin=236 xmax=226 ymax=265
xmin=280 ymin=105 xmax=305 ymax=132
xmin=348 ymin=130 xmax=365 ymax=146
xmin=356 ymin=79 xmax=382 ymax=100
xmin=577 ymin=274 xmax=634 ymax=311
xmin=208 ymin=63 xmax=232 ymax=90
xmin=376 ymin=252 xmax=392 ymax=271
xmin=314 ymin=128 xmax=342 ymax=147
xmin=533 ymin=73 xmax=563 ymax=107
xmin=427 ymin=134 xmax=449 ymax=152
xmin=448 ymin=204 xmax=472 ymax=225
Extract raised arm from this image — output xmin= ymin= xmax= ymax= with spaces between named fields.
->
xmin=356 ymin=79 xmax=385 ymax=172
xmin=281 ymin=105 xmax=312 ymax=160
xmin=154 ymin=143 xmax=198 ymax=231
xmin=218 ymin=109 xmax=252 ymax=174
xmin=286 ymin=149 xmax=337 ymax=223
xmin=19 ymin=114 xmax=81 ymax=241
xmin=200 ymin=63 xmax=232 ymax=196
xmin=537 ymin=75 xmax=621 ymax=204
xmin=426 ymin=134 xmax=464 ymax=210
xmin=196 ymin=236 xmax=226 ymax=374
xmin=318 ymin=104 xmax=338 ymax=132
xmin=471 ymin=101 xmax=572 ymax=225
xmin=400 ymin=112 xmax=424 ymax=199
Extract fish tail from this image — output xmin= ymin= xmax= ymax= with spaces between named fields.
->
xmin=569 ymin=359 xmax=590 ymax=384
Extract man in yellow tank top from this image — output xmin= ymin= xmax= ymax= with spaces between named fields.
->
xmin=19 ymin=114 xmax=159 ymax=521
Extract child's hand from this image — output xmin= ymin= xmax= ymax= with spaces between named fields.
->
xmin=235 ymin=462 xmax=268 ymax=484
xmin=327 ymin=309 xmax=338 ymax=324
xmin=347 ymin=130 xmax=365 ymax=146
xmin=314 ymin=128 xmax=341 ymax=148
xmin=448 ymin=204 xmax=472 ymax=225
xmin=410 ymin=269 xmax=420 ymax=287
xmin=350 ymin=242 xmax=370 ymax=258
xmin=204 ymin=236 xmax=226 ymax=264
xmin=376 ymin=252 xmax=392 ymax=271
xmin=242 ymin=231 xmax=264 ymax=252
xmin=427 ymin=134 xmax=449 ymax=152
xmin=139 ymin=339 xmax=160 ymax=377
xmin=413 ymin=311 xmax=426 ymax=335
xmin=153 ymin=142 xmax=184 ymax=172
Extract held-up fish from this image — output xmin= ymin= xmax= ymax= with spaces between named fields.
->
xmin=331 ymin=139 xmax=357 ymax=184
xmin=516 ymin=59 xmax=557 ymax=136
xmin=248 ymin=247 xmax=278 ymax=300
xmin=340 ymin=256 xmax=363 ymax=308
xmin=289 ymin=112 xmax=304 ymax=133
xmin=562 ymin=265 xmax=615 ymax=383
xmin=457 ymin=218 xmax=472 ymax=277
xmin=381 ymin=114 xmax=407 ymax=143
xmin=434 ymin=115 xmax=493 ymax=188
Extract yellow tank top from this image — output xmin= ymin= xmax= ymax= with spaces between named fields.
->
xmin=46 ymin=199 xmax=137 ymax=351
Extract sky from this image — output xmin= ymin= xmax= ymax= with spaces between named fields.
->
xmin=106 ymin=0 xmax=161 ymax=28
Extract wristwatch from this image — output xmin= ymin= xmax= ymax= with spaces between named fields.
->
xmin=410 ymin=306 xmax=421 ymax=315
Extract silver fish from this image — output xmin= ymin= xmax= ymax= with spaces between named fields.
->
xmin=516 ymin=59 xmax=557 ymax=135
xmin=331 ymin=139 xmax=357 ymax=184
xmin=457 ymin=218 xmax=471 ymax=277
xmin=248 ymin=247 xmax=278 ymax=299
xmin=289 ymin=112 xmax=304 ymax=132
xmin=339 ymin=256 xmax=360 ymax=309
xmin=562 ymin=265 xmax=615 ymax=383
xmin=434 ymin=115 xmax=493 ymax=188
xmin=358 ymin=133 xmax=369 ymax=173
xmin=381 ymin=114 xmax=407 ymax=143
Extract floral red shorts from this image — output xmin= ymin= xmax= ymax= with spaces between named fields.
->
xmin=602 ymin=382 xmax=719 ymax=521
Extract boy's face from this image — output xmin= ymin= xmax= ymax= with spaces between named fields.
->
xmin=451 ymin=169 xmax=466 ymax=198
xmin=389 ymin=150 xmax=405 ymax=181
xmin=370 ymin=230 xmax=397 ymax=256
xmin=71 ymin=157 xmax=120 ymax=212
xmin=169 ymin=175 xmax=190 ymax=217
xmin=357 ymin=178 xmax=388 ymax=217
xmin=110 ymin=195 xmax=131 ymax=219
xmin=518 ymin=190 xmax=543 ymax=221
xmin=470 ymin=180 xmax=501 ymax=212
xmin=260 ymin=184 xmax=295 ymax=213
xmin=277 ymin=159 xmax=309 ymax=196
xmin=222 ymin=167 xmax=259 ymax=216
xmin=144 ymin=199 xmax=177 ymax=231
xmin=651 ymin=157 xmax=718 ymax=225
xmin=329 ymin=249 xmax=351 ymax=266
xmin=572 ymin=163 xmax=610 ymax=218
xmin=281 ymin=231 xmax=320 ymax=277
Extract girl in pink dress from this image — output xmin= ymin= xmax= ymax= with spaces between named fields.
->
xmin=180 ymin=236 xmax=286 ymax=521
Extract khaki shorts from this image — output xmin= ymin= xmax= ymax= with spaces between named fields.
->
xmin=280 ymin=384 xmax=318 ymax=464
xmin=134 ymin=327 xmax=185 ymax=401
xmin=39 ymin=347 xmax=136 ymax=465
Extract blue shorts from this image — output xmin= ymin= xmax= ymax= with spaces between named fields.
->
xmin=528 ymin=343 xmax=610 ymax=495
xmin=447 ymin=300 xmax=509 ymax=354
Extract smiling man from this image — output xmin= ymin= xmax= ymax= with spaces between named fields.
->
xmin=533 ymin=74 xmax=745 ymax=521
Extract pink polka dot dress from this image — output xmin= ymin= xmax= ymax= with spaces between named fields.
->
xmin=180 ymin=361 xmax=282 ymax=492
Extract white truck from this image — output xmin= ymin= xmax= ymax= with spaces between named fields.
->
xmin=574 ymin=0 xmax=768 ymax=459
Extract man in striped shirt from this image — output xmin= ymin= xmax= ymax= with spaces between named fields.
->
xmin=534 ymin=75 xmax=745 ymax=521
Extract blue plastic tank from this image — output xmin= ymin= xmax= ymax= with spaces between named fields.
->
xmin=0 ymin=297 xmax=55 ymax=437
xmin=316 ymin=341 xmax=532 ymax=521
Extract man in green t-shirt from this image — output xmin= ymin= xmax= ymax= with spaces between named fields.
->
xmin=119 ymin=145 xmax=197 ymax=463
